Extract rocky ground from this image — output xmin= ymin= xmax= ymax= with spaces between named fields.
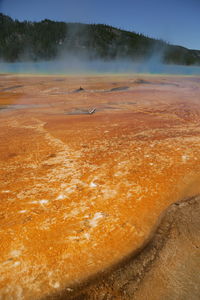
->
xmin=0 ymin=74 xmax=200 ymax=299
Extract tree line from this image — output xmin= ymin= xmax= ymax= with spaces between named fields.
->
xmin=0 ymin=13 xmax=200 ymax=65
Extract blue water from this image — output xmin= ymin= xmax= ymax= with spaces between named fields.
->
xmin=0 ymin=60 xmax=200 ymax=75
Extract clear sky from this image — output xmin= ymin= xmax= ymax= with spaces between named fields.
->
xmin=1 ymin=0 xmax=200 ymax=50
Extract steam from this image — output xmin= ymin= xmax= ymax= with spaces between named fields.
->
xmin=1 ymin=57 xmax=200 ymax=75
xmin=0 ymin=21 xmax=200 ymax=75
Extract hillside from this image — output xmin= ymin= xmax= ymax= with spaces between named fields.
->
xmin=0 ymin=13 xmax=200 ymax=65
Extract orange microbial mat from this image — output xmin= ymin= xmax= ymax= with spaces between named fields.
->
xmin=0 ymin=74 xmax=200 ymax=298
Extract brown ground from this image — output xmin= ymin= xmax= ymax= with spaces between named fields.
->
xmin=0 ymin=74 xmax=200 ymax=299
xmin=70 ymin=196 xmax=200 ymax=300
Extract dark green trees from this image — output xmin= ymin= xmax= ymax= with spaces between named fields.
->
xmin=0 ymin=13 xmax=200 ymax=65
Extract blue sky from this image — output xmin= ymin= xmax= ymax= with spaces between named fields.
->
xmin=1 ymin=0 xmax=200 ymax=50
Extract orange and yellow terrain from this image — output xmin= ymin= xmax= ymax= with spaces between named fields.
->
xmin=0 ymin=74 xmax=200 ymax=299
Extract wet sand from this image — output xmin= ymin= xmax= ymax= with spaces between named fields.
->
xmin=0 ymin=74 xmax=200 ymax=299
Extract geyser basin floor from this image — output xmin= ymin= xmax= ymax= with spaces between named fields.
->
xmin=0 ymin=74 xmax=200 ymax=299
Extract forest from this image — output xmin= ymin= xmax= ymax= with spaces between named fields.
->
xmin=0 ymin=13 xmax=200 ymax=65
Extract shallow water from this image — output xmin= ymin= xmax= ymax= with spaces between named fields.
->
xmin=0 ymin=60 xmax=200 ymax=75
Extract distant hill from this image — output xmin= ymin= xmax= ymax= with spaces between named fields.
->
xmin=0 ymin=13 xmax=200 ymax=65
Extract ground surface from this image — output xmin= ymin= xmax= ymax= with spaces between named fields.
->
xmin=0 ymin=74 xmax=200 ymax=299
